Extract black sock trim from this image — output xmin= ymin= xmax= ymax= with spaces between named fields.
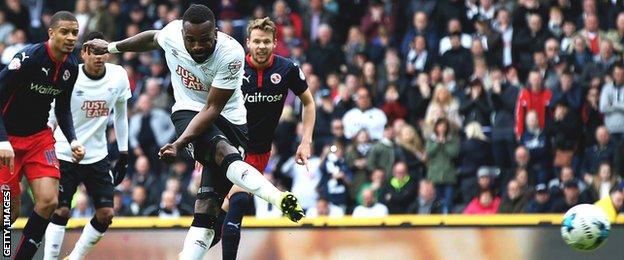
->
xmin=50 ymin=213 xmax=69 ymax=226
xmin=90 ymin=216 xmax=109 ymax=233
xmin=191 ymin=213 xmax=217 ymax=229
xmin=221 ymin=153 xmax=243 ymax=174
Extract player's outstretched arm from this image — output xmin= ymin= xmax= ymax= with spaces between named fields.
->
xmin=83 ymin=30 xmax=161 ymax=55
xmin=295 ymin=89 xmax=316 ymax=166
xmin=159 ymin=88 xmax=233 ymax=162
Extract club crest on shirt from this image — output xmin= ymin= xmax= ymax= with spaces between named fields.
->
xmin=270 ymin=73 xmax=282 ymax=84
xmin=228 ymin=60 xmax=242 ymax=75
xmin=63 ymin=69 xmax=70 ymax=81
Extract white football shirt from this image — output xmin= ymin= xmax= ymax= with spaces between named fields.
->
xmin=51 ymin=63 xmax=131 ymax=164
xmin=156 ymin=20 xmax=246 ymax=124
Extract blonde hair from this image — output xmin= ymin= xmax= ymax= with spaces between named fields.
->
xmin=247 ymin=17 xmax=276 ymax=38
xmin=396 ymin=125 xmax=424 ymax=154
xmin=465 ymin=121 xmax=488 ymax=141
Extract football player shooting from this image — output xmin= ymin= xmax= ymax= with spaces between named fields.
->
xmin=220 ymin=17 xmax=316 ymax=260
xmin=43 ymin=31 xmax=131 ymax=260
xmin=83 ymin=5 xmax=303 ymax=260
xmin=0 ymin=11 xmax=85 ymax=259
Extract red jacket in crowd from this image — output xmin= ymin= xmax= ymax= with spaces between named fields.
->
xmin=515 ymin=87 xmax=553 ymax=139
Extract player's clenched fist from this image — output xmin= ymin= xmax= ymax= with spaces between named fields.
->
xmin=82 ymin=38 xmax=110 ymax=55
xmin=159 ymin=143 xmax=178 ymax=163
xmin=0 ymin=141 xmax=14 ymax=174
xmin=71 ymin=140 xmax=85 ymax=163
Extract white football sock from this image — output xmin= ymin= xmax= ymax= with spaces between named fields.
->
xmin=44 ymin=223 xmax=66 ymax=260
xmin=179 ymin=227 xmax=215 ymax=260
xmin=67 ymin=222 xmax=104 ymax=260
xmin=226 ymin=160 xmax=282 ymax=205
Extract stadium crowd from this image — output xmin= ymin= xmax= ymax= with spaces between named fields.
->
xmin=5 ymin=0 xmax=624 ymax=218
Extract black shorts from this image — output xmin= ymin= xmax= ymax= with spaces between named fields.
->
xmin=58 ymin=159 xmax=114 ymax=209
xmin=171 ymin=110 xmax=248 ymax=199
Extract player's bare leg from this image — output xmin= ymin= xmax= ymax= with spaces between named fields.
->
xmin=9 ymin=196 xmax=20 ymax=224
xmin=14 ymin=177 xmax=59 ymax=259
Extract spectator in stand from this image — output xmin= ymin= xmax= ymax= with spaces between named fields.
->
xmin=401 ymin=11 xmax=439 ymax=56
xmin=112 ymin=190 xmax=125 ymax=216
xmin=380 ymin=161 xmax=417 ymax=214
xmin=314 ymin=89 xmax=335 ymax=152
xmin=424 ymin=85 xmax=462 ymax=136
xmin=123 ymin=186 xmax=150 ymax=216
xmin=405 ymin=35 xmax=435 ymax=79
xmin=342 ymin=87 xmax=387 ymax=141
xmin=586 ymin=162 xmax=621 ymax=201
xmin=128 ymin=94 xmax=175 ymax=176
xmin=131 ymin=156 xmax=162 ymax=205
xmin=515 ymin=70 xmax=552 ymax=141
xmin=143 ymin=77 xmax=171 ymax=111
xmin=514 ymin=14 xmax=552 ymax=76
xmin=594 ymin=186 xmax=624 ymax=222
xmin=343 ymin=26 xmax=366 ymax=68
xmin=489 ymin=67 xmax=519 ymax=173
xmin=271 ymin=0 xmax=303 ymax=39
xmin=551 ymin=180 xmax=589 ymax=213
xmin=318 ymin=142 xmax=352 ymax=210
xmin=438 ymin=19 xmax=472 ymax=56
xmin=577 ymin=13 xmax=607 ymax=55
xmin=582 ymin=87 xmax=604 ymax=147
xmin=356 ymin=168 xmax=385 ymax=206
xmin=550 ymin=100 xmax=582 ymax=171
xmin=426 ymin=118 xmax=460 ymax=213
xmin=568 ymin=36 xmax=593 ymax=72
xmin=302 ymin=0 xmax=335 ymax=43
xmin=394 ymin=124 xmax=427 ymax=181
xmin=463 ymin=189 xmax=501 ymax=214
xmin=581 ymin=40 xmax=621 ymax=86
xmin=144 ymin=190 xmax=192 ymax=218
xmin=367 ymin=126 xmax=395 ymax=177
xmin=363 ymin=62 xmax=384 ymax=105
xmin=457 ymin=122 xmax=492 ymax=204
xmin=582 ymin=126 xmax=616 ymax=177
xmin=306 ymin=197 xmax=345 ymax=218
xmin=352 ymin=189 xmax=389 ymax=217
xmin=407 ymin=179 xmax=443 ymax=214
xmin=497 ymin=180 xmax=530 ymax=213
xmin=380 ymin=84 xmax=407 ymax=124
xmin=607 ymin=12 xmax=624 ymax=52
xmin=0 ymin=10 xmax=15 ymax=45
xmin=345 ymin=129 xmax=373 ymax=201
xmin=403 ymin=72 xmax=432 ymax=127
xmin=330 ymin=118 xmax=349 ymax=145
xmin=460 ymin=79 xmax=492 ymax=132
xmin=306 ymin=23 xmax=342 ymax=79
xmin=359 ymin=0 xmax=394 ymax=42
xmin=275 ymin=22 xmax=303 ymax=58
xmin=600 ymin=63 xmax=624 ymax=144
xmin=71 ymin=192 xmax=95 ymax=219
xmin=523 ymin=184 xmax=553 ymax=213
xmin=520 ymin=110 xmax=551 ymax=182
xmin=1 ymin=28 xmax=26 ymax=64
xmin=440 ymin=32 xmax=473 ymax=83
xmin=550 ymin=70 xmax=582 ymax=112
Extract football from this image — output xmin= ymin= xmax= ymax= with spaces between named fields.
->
xmin=561 ymin=204 xmax=611 ymax=251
